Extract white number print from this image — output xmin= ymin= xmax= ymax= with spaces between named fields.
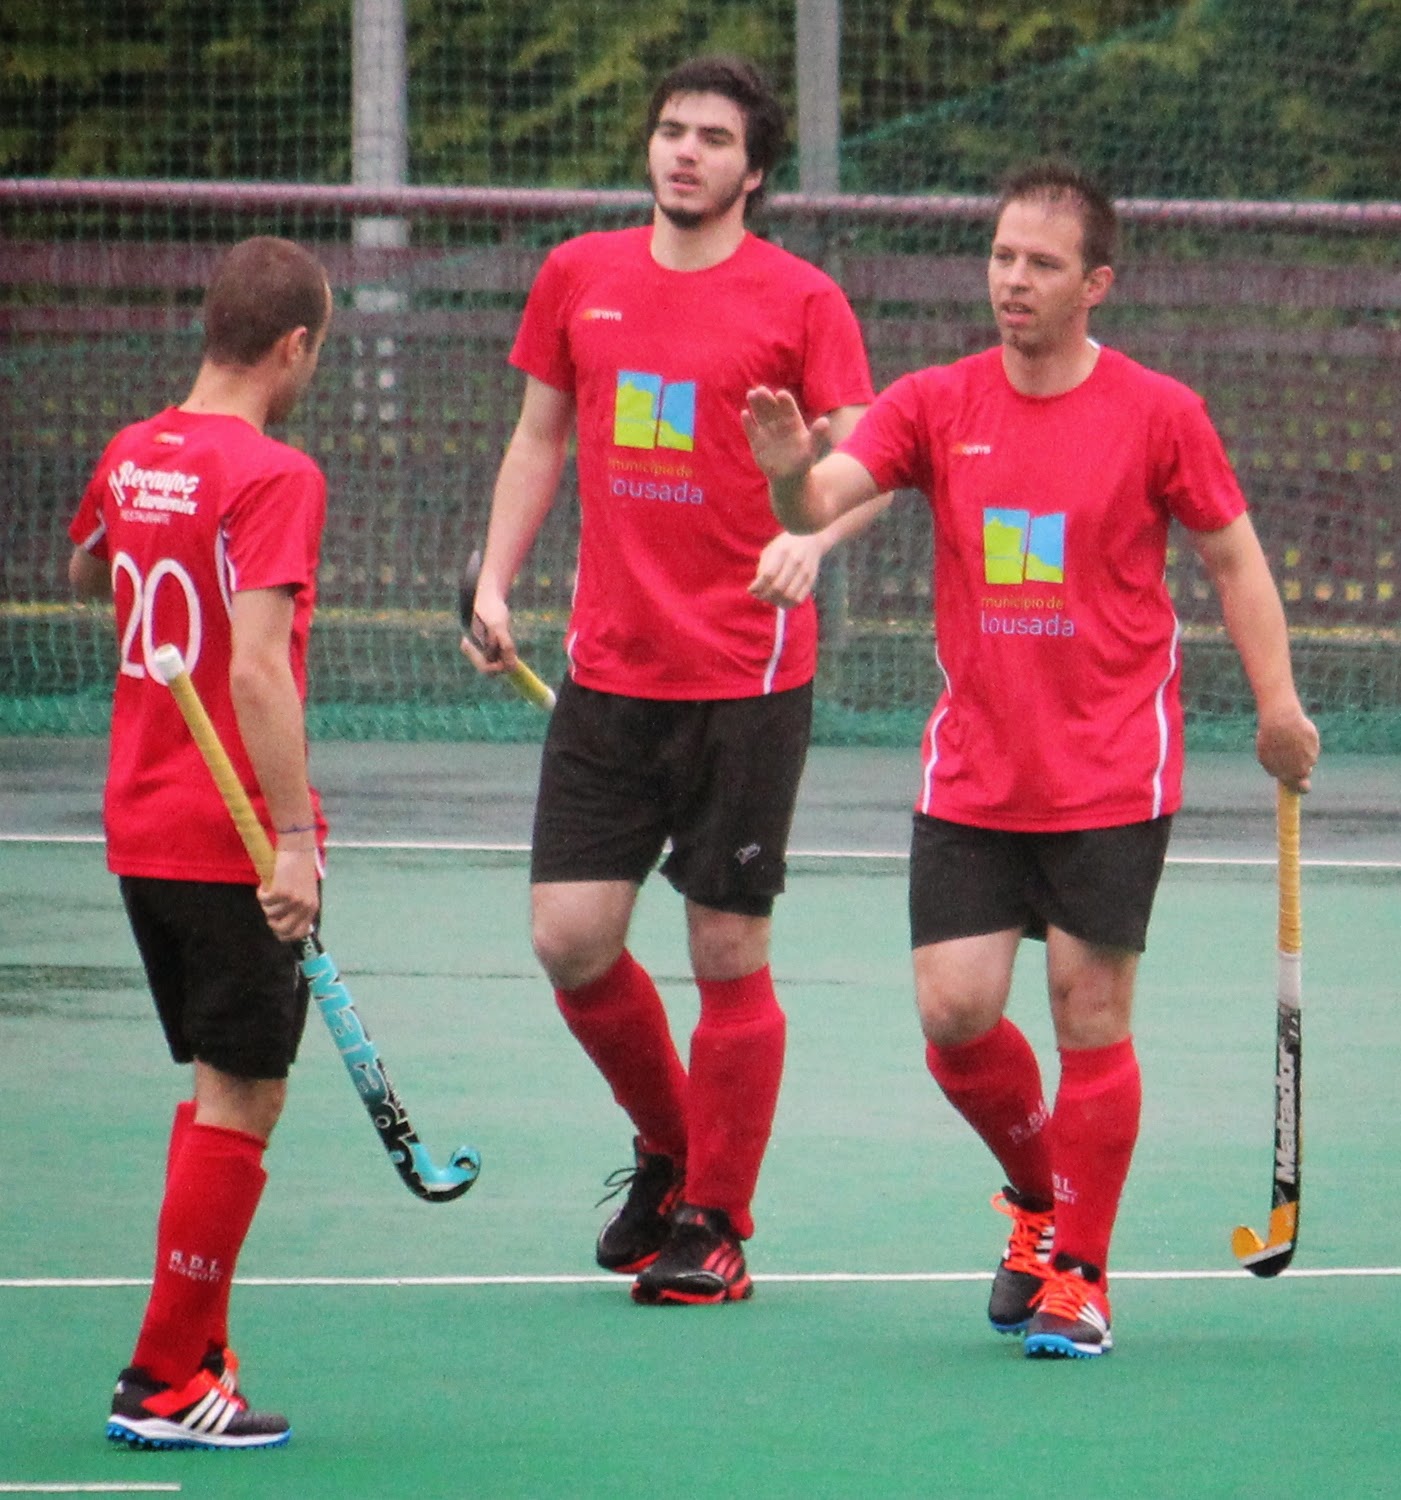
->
xmin=112 ymin=551 xmax=204 ymax=679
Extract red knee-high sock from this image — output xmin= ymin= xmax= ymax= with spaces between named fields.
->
xmin=925 ymin=1018 xmax=1053 ymax=1204
xmin=1047 ymin=1037 xmax=1142 ymax=1278
xmin=555 ymin=950 xmax=689 ymax=1163
xmin=132 ymin=1121 xmax=267 ymax=1388
xmin=165 ymin=1098 xmax=196 ymax=1179
xmin=684 ymin=967 xmax=786 ymax=1240
xmin=162 ymin=1099 xmax=230 ymax=1354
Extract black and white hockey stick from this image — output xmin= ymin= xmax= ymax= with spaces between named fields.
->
xmin=151 ymin=643 xmax=480 ymax=1203
xmin=458 ymin=548 xmax=556 ymax=710
xmin=1230 ymin=783 xmax=1302 ymax=1276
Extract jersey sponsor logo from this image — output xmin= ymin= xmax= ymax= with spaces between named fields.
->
xmin=983 ymin=508 xmax=1064 ymax=584
xmin=582 ymin=307 xmax=623 ymax=321
xmin=108 ymin=459 xmax=201 ymax=517
xmin=614 ymin=371 xmax=696 ymax=452
xmin=608 ymin=473 xmax=704 ymax=504
xmin=979 ymin=604 xmax=1075 ymax=637
xmin=979 ymin=507 xmax=1075 ymax=638
xmin=952 ymin=441 xmax=993 ymax=456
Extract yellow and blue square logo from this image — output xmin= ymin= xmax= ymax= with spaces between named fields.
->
xmin=983 ymin=509 xmax=1065 ymax=584
xmin=614 ymin=372 xmax=696 ymax=451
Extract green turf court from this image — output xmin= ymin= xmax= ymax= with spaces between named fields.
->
xmin=2 ymin=744 xmax=1398 ymax=1499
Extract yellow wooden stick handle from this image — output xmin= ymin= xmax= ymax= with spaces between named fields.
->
xmin=150 ymin=644 xmax=276 ymax=884
xmin=507 ymin=660 xmax=557 ymax=710
xmin=1277 ymin=782 xmax=1301 ymax=957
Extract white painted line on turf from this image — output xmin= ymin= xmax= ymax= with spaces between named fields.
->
xmin=0 ymin=834 xmax=105 ymax=844
xmin=3 ymin=831 xmax=1397 ymax=871
xmin=0 ymin=1487 xmax=181 ymax=1495
xmin=4 ymin=1267 xmax=1401 ymax=1290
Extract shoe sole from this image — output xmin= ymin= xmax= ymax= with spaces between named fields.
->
xmin=1024 ymin=1332 xmax=1112 ymax=1359
xmin=106 ymin=1419 xmax=291 ymax=1450
xmin=989 ymin=1316 xmax=1031 ymax=1335
xmin=631 ymin=1276 xmax=754 ymax=1306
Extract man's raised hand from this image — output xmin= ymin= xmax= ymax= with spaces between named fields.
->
xmin=742 ymin=386 xmax=826 ymax=482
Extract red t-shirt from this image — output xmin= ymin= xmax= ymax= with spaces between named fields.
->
xmin=68 ymin=408 xmax=326 ymax=880
xmin=842 ymin=346 xmax=1247 ymax=830
xmin=511 ymin=226 xmax=875 ymax=698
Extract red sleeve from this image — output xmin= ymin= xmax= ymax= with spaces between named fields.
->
xmin=224 ymin=459 xmax=326 ymax=593
xmin=68 ymin=434 xmax=126 ymax=557
xmin=1155 ymin=392 xmax=1247 ymax=533
xmin=840 ymin=372 xmax=937 ymax=494
xmin=509 ymin=245 xmax=576 ymax=394
xmin=799 ymin=283 xmax=876 ymax=417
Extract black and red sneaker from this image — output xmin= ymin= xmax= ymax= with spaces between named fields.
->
xmin=988 ymin=1186 xmax=1055 ymax=1334
xmin=631 ymin=1204 xmax=754 ymax=1305
xmin=106 ymin=1365 xmax=290 ymax=1450
xmin=595 ymin=1136 xmax=686 ymax=1275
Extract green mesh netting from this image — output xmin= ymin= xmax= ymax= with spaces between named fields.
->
xmin=3 ymin=0 xmax=1397 ymax=746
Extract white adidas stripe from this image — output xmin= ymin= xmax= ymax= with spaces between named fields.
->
xmin=183 ymin=1385 xmax=237 ymax=1435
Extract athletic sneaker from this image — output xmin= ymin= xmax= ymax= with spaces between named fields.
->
xmin=106 ymin=1366 xmax=291 ymax=1450
xmin=1024 ymin=1254 xmax=1113 ymax=1359
xmin=987 ymin=1186 xmax=1055 ymax=1334
xmin=631 ymin=1203 xmax=754 ymax=1305
xmin=595 ymin=1136 xmax=685 ymax=1274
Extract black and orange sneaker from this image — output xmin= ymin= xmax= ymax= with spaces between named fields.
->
xmin=595 ymin=1136 xmax=685 ymax=1274
xmin=106 ymin=1366 xmax=291 ymax=1450
xmin=631 ymin=1203 xmax=754 ymax=1305
xmin=988 ymin=1186 xmax=1055 ymax=1334
xmin=1024 ymin=1254 xmax=1113 ymax=1359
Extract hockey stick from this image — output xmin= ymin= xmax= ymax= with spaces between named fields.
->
xmin=1230 ymin=782 xmax=1302 ymax=1276
xmin=458 ymin=549 xmax=556 ymax=710
xmin=150 ymin=643 xmax=480 ymax=1203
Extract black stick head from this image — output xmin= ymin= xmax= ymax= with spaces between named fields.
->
xmin=458 ymin=549 xmax=501 ymax=663
xmin=1244 ymin=1246 xmax=1296 ymax=1278
xmin=458 ymin=548 xmax=482 ymax=635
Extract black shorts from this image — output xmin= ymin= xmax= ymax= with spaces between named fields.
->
xmin=531 ymin=678 xmax=814 ymax=917
xmin=120 ymin=876 xmax=311 ymax=1080
xmin=908 ymin=813 xmax=1173 ymax=953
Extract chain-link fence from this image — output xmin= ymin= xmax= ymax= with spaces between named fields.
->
xmin=3 ymin=1 xmax=1398 ymax=745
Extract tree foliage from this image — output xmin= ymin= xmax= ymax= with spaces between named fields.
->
xmin=841 ymin=0 xmax=1401 ymax=197
xmin=1 ymin=0 xmax=1397 ymax=198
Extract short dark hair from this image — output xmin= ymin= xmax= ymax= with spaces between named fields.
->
xmin=201 ymin=236 xmax=330 ymax=366
xmin=996 ymin=161 xmax=1118 ymax=271
xmin=644 ymin=55 xmax=787 ymax=212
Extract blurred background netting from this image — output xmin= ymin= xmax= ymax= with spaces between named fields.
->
xmin=2 ymin=0 xmax=1398 ymax=746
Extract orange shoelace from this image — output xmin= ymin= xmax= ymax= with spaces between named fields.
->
xmin=1030 ymin=1268 xmax=1107 ymax=1323
xmin=991 ymin=1191 xmax=1054 ymax=1275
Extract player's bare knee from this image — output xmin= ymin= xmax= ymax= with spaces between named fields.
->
xmin=1049 ymin=995 xmax=1133 ymax=1051
xmin=1047 ymin=950 xmax=1136 ymax=1047
xmin=531 ymin=881 xmax=634 ymax=990
xmin=914 ymin=973 xmax=1008 ymax=1047
xmin=918 ymin=997 xmax=1004 ymax=1049
xmin=530 ymin=919 xmax=620 ymax=992
xmin=194 ymin=1064 xmax=286 ymax=1141
xmin=686 ymin=906 xmax=770 ymax=982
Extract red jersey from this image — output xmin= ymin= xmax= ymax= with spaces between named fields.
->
xmin=842 ymin=346 xmax=1246 ymax=831
xmin=510 ymin=226 xmax=875 ymax=698
xmin=68 ymin=407 xmax=326 ymax=881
